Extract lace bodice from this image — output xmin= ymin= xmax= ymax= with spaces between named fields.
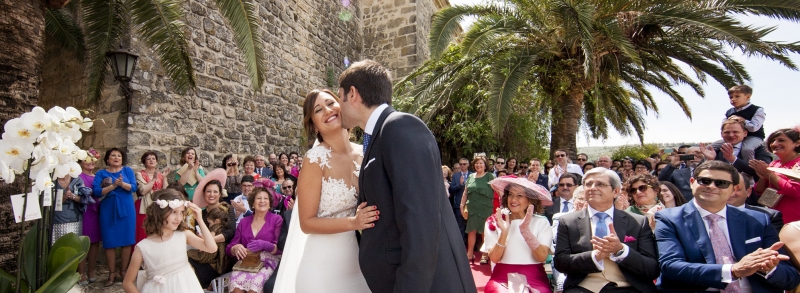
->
xmin=306 ymin=145 xmax=362 ymax=218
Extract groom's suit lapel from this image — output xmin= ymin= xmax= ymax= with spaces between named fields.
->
xmin=358 ymin=106 xmax=395 ymax=203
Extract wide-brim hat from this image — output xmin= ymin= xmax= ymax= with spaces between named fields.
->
xmin=193 ymin=168 xmax=228 ymax=208
xmin=489 ymin=176 xmax=553 ymax=207
xmin=769 ymin=166 xmax=800 ymax=181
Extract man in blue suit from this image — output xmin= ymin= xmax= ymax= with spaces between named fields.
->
xmin=449 ymin=157 xmax=471 ymax=242
xmin=655 ymin=160 xmax=800 ymax=292
xmin=657 ymin=146 xmax=704 ymax=201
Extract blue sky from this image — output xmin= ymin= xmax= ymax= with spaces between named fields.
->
xmin=448 ymin=0 xmax=800 ymax=147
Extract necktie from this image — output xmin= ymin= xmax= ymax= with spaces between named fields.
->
xmin=705 ymin=214 xmax=741 ymax=293
xmin=562 ymin=200 xmax=570 ymax=213
xmin=362 ymin=133 xmax=372 ymax=154
xmin=595 ymin=212 xmax=609 ymax=238
xmin=256 ymin=168 xmax=261 ymax=174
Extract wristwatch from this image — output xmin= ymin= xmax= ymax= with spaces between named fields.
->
xmin=613 ymin=247 xmax=625 ymax=257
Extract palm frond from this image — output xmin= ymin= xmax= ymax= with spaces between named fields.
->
xmin=488 ymin=55 xmax=534 ymax=135
xmin=429 ymin=5 xmax=505 ymax=58
xmin=82 ymin=0 xmax=127 ymax=104
xmin=45 ymin=8 xmax=86 ymax=62
xmin=717 ymin=0 xmax=800 ymax=22
xmin=551 ymin=0 xmax=596 ymax=75
xmin=212 ymin=0 xmax=267 ymax=91
xmin=130 ymin=0 xmax=195 ymax=93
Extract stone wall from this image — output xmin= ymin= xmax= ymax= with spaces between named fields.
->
xmin=362 ymin=0 xmax=448 ymax=81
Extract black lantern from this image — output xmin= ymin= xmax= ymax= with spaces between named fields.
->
xmin=106 ymin=48 xmax=139 ymax=82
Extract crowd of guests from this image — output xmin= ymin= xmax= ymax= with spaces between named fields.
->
xmin=51 ymin=145 xmax=301 ymax=292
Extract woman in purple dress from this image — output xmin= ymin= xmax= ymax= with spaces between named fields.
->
xmin=79 ymin=149 xmax=101 ymax=284
xmin=227 ymin=187 xmax=283 ymax=293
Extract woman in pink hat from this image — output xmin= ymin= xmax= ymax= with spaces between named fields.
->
xmin=481 ymin=177 xmax=554 ymax=293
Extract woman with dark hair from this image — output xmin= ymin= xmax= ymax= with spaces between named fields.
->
xmin=506 ymin=157 xmax=518 ymax=175
xmin=582 ymin=162 xmax=595 ymax=174
xmin=526 ymin=159 xmax=549 ymax=188
xmin=190 ymin=177 xmax=237 ymax=288
xmin=92 ymin=148 xmax=138 ymax=287
xmin=623 ymin=174 xmax=665 ymax=230
xmin=544 ymin=160 xmax=554 ymax=176
xmin=78 ymin=149 xmax=101 ymax=284
xmin=135 ymin=151 xmax=170 ymax=243
xmin=176 ymin=147 xmax=205 ymax=200
xmin=620 ymin=158 xmax=635 ymax=181
xmin=241 ymin=155 xmax=260 ymax=180
xmin=270 ymin=163 xmax=297 ymax=195
xmin=460 ymin=156 xmax=496 ymax=264
xmin=750 ymin=127 xmax=800 ymax=223
xmin=481 ymin=178 xmax=553 ymax=293
xmin=222 ymin=154 xmax=242 ymax=205
xmin=654 ymin=161 xmax=670 ymax=177
xmin=278 ymin=153 xmax=291 ymax=174
xmin=289 ymin=151 xmax=301 ymax=177
xmin=634 ymin=159 xmax=652 ymax=176
xmin=659 ymin=181 xmax=688 ymax=208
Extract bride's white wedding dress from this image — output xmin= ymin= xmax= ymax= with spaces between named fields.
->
xmin=273 ymin=145 xmax=371 ymax=293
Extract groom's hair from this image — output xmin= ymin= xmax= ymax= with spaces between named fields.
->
xmin=339 ymin=59 xmax=392 ymax=107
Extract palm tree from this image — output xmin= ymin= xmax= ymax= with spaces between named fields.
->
xmin=403 ymin=0 xmax=800 ymax=157
xmin=46 ymin=0 xmax=267 ymax=103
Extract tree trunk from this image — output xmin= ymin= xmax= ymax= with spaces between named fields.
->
xmin=0 ymin=0 xmax=45 ymax=273
xmin=0 ymin=0 xmax=44 ymax=126
xmin=549 ymin=88 xmax=584 ymax=159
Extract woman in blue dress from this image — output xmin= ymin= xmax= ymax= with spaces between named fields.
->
xmin=92 ymin=148 xmax=137 ymax=287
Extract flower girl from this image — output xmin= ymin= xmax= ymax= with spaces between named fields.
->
xmin=122 ymin=189 xmax=218 ymax=293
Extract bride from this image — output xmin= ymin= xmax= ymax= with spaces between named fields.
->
xmin=272 ymin=89 xmax=378 ymax=292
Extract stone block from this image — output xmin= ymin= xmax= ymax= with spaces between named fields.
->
xmin=183 ymin=134 xmax=201 ymax=147
xmin=399 ymin=25 xmax=416 ymax=35
xmin=128 ymin=131 xmax=152 ymax=146
xmin=401 ymin=45 xmax=417 ymax=56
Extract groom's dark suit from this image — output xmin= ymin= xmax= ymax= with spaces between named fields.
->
xmin=358 ymin=106 xmax=476 ymax=293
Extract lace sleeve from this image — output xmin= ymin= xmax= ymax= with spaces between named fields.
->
xmin=305 ymin=145 xmax=332 ymax=170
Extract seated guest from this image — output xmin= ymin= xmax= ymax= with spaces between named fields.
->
xmin=728 ymin=173 xmax=783 ymax=233
xmin=655 ymin=160 xmax=800 ymax=292
xmin=619 ymin=158 xmax=635 ymax=182
xmin=254 ymin=155 xmax=273 ymax=179
xmin=551 ymin=187 xmax=587 ymax=293
xmin=481 ymin=177 xmax=554 ymax=293
xmin=554 ymin=167 xmax=659 ymax=293
xmin=624 ymin=174 xmax=665 ymax=231
xmin=654 ymin=161 xmax=669 ymax=177
xmin=262 ymin=199 xmax=294 ymax=293
xmin=702 ymin=119 xmax=772 ymax=180
xmin=231 ymin=175 xmax=254 ymax=225
xmin=749 ymin=127 xmax=800 ymax=224
xmin=545 ymin=173 xmax=580 ymax=224
xmin=658 ymin=147 xmax=704 ymax=201
xmin=227 ymin=187 xmax=283 ymax=293
xmin=222 ymin=154 xmax=242 ymax=205
xmin=242 ymin=156 xmax=261 ymax=180
xmin=658 ymin=181 xmax=688 ymax=208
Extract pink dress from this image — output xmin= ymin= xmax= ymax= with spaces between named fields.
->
xmin=79 ymin=172 xmax=101 ymax=243
xmin=764 ymin=156 xmax=800 ymax=223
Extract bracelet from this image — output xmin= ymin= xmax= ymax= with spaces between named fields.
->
xmin=495 ymin=242 xmax=505 ymax=248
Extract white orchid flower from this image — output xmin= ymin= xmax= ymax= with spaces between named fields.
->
xmin=0 ymin=160 xmax=14 ymax=184
xmin=34 ymin=169 xmax=54 ymax=198
xmin=53 ymin=164 xmax=71 ymax=179
xmin=47 ymin=106 xmax=67 ymax=123
xmin=2 ymin=118 xmax=37 ymax=144
xmin=67 ymin=162 xmax=82 ymax=177
xmin=22 ymin=107 xmax=52 ymax=134
xmin=75 ymin=150 xmax=88 ymax=161
xmin=39 ymin=131 xmax=63 ymax=150
xmin=79 ymin=118 xmax=94 ymax=131
xmin=65 ymin=107 xmax=82 ymax=120
xmin=29 ymin=154 xmax=58 ymax=179
xmin=0 ymin=139 xmax=34 ymax=172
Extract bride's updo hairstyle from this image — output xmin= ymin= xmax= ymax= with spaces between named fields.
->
xmin=143 ymin=189 xmax=190 ymax=237
xmin=302 ymin=89 xmax=342 ymax=148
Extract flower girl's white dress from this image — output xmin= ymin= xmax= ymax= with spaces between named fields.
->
xmin=136 ymin=230 xmax=205 ymax=292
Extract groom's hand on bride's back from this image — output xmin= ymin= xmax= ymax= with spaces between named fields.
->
xmin=350 ymin=202 xmax=379 ymax=230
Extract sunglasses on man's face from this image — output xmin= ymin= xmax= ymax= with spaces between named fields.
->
xmin=555 ymin=154 xmax=567 ymax=158
xmin=695 ymin=177 xmax=733 ymax=189
xmin=496 ymin=162 xmax=505 ymax=165
xmin=460 ymin=163 xmax=468 ymax=165
xmin=282 ymin=186 xmax=294 ymax=190
xmin=558 ymin=183 xmax=575 ymax=188
xmin=576 ymin=158 xmax=587 ymax=161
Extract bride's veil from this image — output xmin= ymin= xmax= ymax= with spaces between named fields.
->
xmin=273 ymin=140 xmax=318 ymax=292
xmin=272 ymin=186 xmax=306 ymax=292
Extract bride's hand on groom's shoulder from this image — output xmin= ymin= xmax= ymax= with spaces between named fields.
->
xmin=351 ymin=202 xmax=379 ymax=230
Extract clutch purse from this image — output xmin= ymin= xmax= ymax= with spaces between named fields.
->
xmin=232 ymin=252 xmax=263 ymax=273
xmin=757 ymin=187 xmax=783 ymax=208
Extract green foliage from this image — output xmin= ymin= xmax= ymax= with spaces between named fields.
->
xmin=0 ymin=224 xmax=89 ymax=293
xmin=45 ymin=7 xmax=85 ymax=62
xmin=412 ymin=0 xmax=800 ymax=155
xmin=611 ymin=144 xmax=661 ymax=160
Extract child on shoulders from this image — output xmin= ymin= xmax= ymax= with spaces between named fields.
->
xmin=716 ymin=84 xmax=766 ymax=161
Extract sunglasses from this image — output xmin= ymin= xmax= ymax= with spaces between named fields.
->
xmin=496 ymin=162 xmax=505 ymax=165
xmin=555 ymin=154 xmax=567 ymax=158
xmin=460 ymin=163 xmax=468 ymax=165
xmin=628 ymin=185 xmax=650 ymax=194
xmin=558 ymin=183 xmax=575 ymax=188
xmin=695 ymin=177 xmax=733 ymax=189
xmin=282 ymin=186 xmax=294 ymax=190
xmin=576 ymin=158 xmax=587 ymax=161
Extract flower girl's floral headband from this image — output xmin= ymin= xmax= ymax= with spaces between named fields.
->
xmin=155 ymin=199 xmax=188 ymax=209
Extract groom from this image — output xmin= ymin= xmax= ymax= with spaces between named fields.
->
xmin=339 ymin=60 xmax=477 ymax=293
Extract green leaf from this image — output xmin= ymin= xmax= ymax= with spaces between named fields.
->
xmin=130 ymin=0 xmax=195 ymax=93
xmin=212 ymin=0 xmax=267 ymax=91
xmin=45 ymin=8 xmax=85 ymax=62
xmin=48 ymin=233 xmax=85 ymax=278
xmin=488 ymin=55 xmax=534 ymax=136
xmin=35 ymin=271 xmax=81 ymax=293
xmin=20 ymin=223 xmax=38 ymax=287
xmin=82 ymin=0 xmax=127 ymax=104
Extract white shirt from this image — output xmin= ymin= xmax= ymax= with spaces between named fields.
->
xmin=561 ymin=198 xmax=575 ymax=213
xmin=722 ymin=103 xmax=766 ymax=132
xmin=548 ymin=163 xmax=584 ymax=188
xmin=364 ymin=104 xmax=390 ymax=135
xmin=587 ymin=205 xmax=629 ymax=270
xmin=693 ymin=201 xmax=753 ymax=292
xmin=481 ymin=215 xmax=553 ymax=265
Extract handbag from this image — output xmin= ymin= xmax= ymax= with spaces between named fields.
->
xmin=757 ymin=187 xmax=783 ymax=208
